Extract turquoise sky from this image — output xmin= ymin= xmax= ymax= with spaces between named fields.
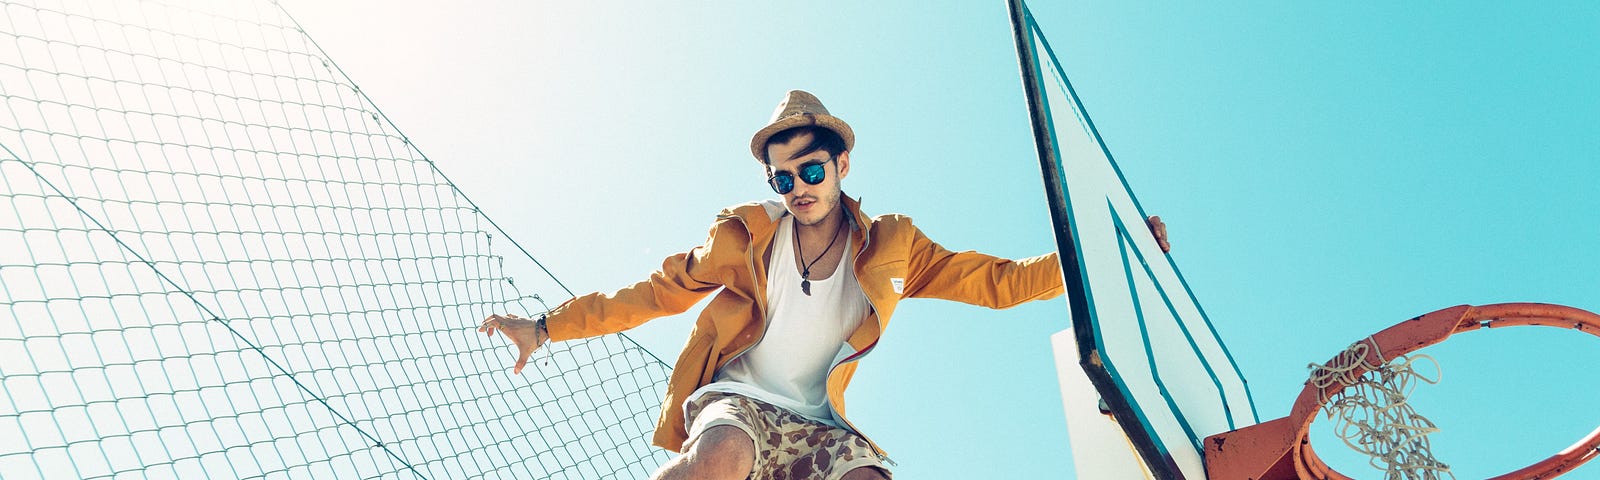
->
xmin=284 ymin=1 xmax=1598 ymax=478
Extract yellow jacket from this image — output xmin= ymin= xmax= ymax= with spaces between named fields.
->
xmin=544 ymin=194 xmax=1064 ymax=456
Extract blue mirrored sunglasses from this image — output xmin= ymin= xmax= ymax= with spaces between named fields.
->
xmin=767 ymin=158 xmax=834 ymax=195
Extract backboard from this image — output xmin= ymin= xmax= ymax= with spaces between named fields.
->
xmin=1006 ymin=1 xmax=1260 ymax=478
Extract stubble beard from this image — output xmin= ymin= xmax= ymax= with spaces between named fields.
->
xmin=791 ymin=191 xmax=840 ymax=227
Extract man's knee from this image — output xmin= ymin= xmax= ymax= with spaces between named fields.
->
xmin=679 ymin=425 xmax=756 ymax=479
xmin=841 ymin=466 xmax=890 ymax=480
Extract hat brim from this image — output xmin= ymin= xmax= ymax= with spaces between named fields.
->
xmin=749 ymin=113 xmax=855 ymax=163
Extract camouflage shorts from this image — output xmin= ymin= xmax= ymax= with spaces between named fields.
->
xmin=684 ymin=391 xmax=891 ymax=480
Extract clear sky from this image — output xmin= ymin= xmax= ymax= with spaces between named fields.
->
xmin=281 ymin=1 xmax=1599 ymax=478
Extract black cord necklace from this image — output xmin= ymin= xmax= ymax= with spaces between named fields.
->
xmin=795 ymin=214 xmax=846 ymax=296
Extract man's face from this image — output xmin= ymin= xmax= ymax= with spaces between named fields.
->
xmin=765 ymin=132 xmax=850 ymax=227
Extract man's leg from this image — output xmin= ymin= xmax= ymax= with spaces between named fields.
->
xmin=840 ymin=466 xmax=891 ymax=480
xmin=650 ymin=425 xmax=756 ymax=480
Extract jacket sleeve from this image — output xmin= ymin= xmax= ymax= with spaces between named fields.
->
xmin=544 ymin=220 xmax=735 ymax=341
xmin=902 ymin=222 xmax=1065 ymax=309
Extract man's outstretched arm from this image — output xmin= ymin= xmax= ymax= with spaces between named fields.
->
xmin=477 ymin=218 xmax=739 ymax=373
xmin=902 ymin=215 xmax=1171 ymax=308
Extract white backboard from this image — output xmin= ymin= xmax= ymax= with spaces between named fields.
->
xmin=1008 ymin=1 xmax=1260 ymax=478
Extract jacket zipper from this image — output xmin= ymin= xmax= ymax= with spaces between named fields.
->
xmin=823 ymin=206 xmax=896 ymax=466
xmin=826 ymin=340 xmax=895 ymax=466
xmin=715 ymin=212 xmax=769 ymax=370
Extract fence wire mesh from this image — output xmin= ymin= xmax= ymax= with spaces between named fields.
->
xmin=0 ymin=0 xmax=673 ymax=478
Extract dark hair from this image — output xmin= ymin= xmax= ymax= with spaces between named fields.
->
xmin=763 ymin=126 xmax=847 ymax=164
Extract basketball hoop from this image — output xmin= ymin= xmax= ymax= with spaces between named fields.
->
xmin=1204 ymin=303 xmax=1600 ymax=480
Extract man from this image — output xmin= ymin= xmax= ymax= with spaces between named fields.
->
xmin=477 ymin=90 xmax=1170 ymax=479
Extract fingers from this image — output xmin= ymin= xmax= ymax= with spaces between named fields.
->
xmin=1146 ymin=215 xmax=1171 ymax=253
xmin=514 ymin=345 xmax=534 ymax=375
xmin=478 ymin=315 xmax=500 ymax=337
xmin=478 ymin=314 xmax=521 ymax=336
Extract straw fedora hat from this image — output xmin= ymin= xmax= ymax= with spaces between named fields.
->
xmin=749 ymin=90 xmax=855 ymax=163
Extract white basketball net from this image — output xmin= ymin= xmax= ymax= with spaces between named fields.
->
xmin=1308 ymin=338 xmax=1455 ymax=480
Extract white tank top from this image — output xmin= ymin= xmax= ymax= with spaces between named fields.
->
xmin=689 ymin=216 xmax=871 ymax=425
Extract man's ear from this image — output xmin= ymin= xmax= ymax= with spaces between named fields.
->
xmin=836 ymin=150 xmax=851 ymax=179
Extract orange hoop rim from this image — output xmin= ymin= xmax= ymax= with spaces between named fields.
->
xmin=1288 ymin=303 xmax=1600 ymax=479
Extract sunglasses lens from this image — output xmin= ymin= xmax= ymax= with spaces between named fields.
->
xmin=768 ymin=160 xmax=831 ymax=195
xmin=798 ymin=163 xmax=827 ymax=185
xmin=769 ymin=173 xmax=794 ymax=194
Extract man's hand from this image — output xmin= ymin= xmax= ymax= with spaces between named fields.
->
xmin=478 ymin=313 xmax=549 ymax=374
xmin=1146 ymin=215 xmax=1171 ymax=253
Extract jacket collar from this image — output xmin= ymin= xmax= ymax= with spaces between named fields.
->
xmin=721 ymin=193 xmax=869 ymax=243
xmin=840 ymin=194 xmax=871 ymax=254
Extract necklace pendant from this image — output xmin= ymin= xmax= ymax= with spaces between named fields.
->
xmin=801 ymin=279 xmax=811 ymax=296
